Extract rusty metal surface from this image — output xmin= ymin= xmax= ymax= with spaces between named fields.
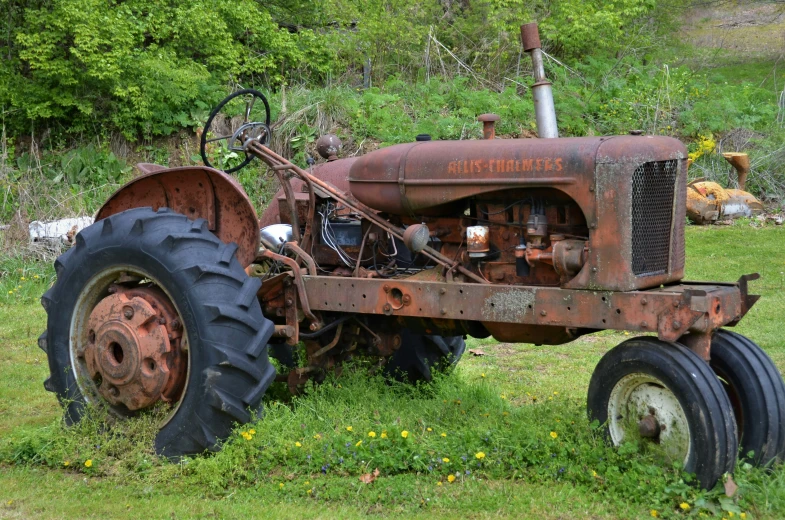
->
xmin=477 ymin=113 xmax=500 ymax=139
xmin=520 ymin=22 xmax=541 ymax=52
xmin=96 ymin=166 xmax=259 ymax=267
xmin=82 ymin=286 xmax=186 ymax=410
xmin=301 ymin=275 xmax=755 ymax=344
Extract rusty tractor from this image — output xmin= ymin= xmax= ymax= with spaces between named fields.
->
xmin=39 ymin=23 xmax=784 ymax=489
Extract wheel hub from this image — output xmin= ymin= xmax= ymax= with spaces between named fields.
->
xmin=81 ymin=287 xmax=186 ymax=410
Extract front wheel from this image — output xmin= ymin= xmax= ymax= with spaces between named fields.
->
xmin=587 ymin=337 xmax=737 ymax=490
xmin=709 ymin=330 xmax=785 ymax=465
xmin=39 ymin=207 xmax=276 ymax=457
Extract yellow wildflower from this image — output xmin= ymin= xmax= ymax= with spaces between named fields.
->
xmin=381 ymin=432 xmax=388 ymax=439
xmin=426 ymin=427 xmax=432 ymax=432
xmin=436 ymin=481 xmax=442 ymax=486
xmin=475 ymin=452 xmax=485 ymax=460
xmin=295 ymin=441 xmax=302 ymax=447
xmin=84 ymin=459 xmax=93 ymax=468
xmin=34 ymin=275 xmax=39 ymax=279
xmin=553 ymin=391 xmax=558 ymax=396
xmin=401 ymin=430 xmax=409 ymax=438
xmin=346 ymin=426 xmax=353 ymax=432
xmin=279 ymin=483 xmax=285 ymax=489
xmin=442 ymin=458 xmax=450 ymax=463
xmin=20 ymin=277 xmax=25 ymax=281
xmin=248 ymin=429 xmax=256 ymax=435
xmin=63 ymin=461 xmax=70 ymax=467
xmin=355 ymin=440 xmax=362 ymax=447
xmin=729 ymin=513 xmax=734 ymax=518
xmin=650 ymin=510 xmax=658 ymax=518
xmin=368 ymin=431 xmax=376 ymax=438
xmin=500 ymin=394 xmax=507 ymax=400
xmin=481 ymin=373 xmax=486 ymax=378
xmin=241 ymin=431 xmax=252 ymax=440
xmin=314 ymin=434 xmax=322 ymax=440
xmin=447 ymin=474 xmax=456 ymax=483
xmin=440 ymin=432 xmax=447 ymax=437
xmin=502 ymin=412 xmax=509 ymax=416
xmin=307 ymin=489 xmax=312 ymax=494
xmin=304 ymin=481 xmax=310 ymax=485
xmin=592 ymin=470 xmax=598 ymax=477
xmin=680 ymin=502 xmax=690 ymax=511
xmin=740 ymin=513 xmax=747 ymax=519
xmin=7 ymin=291 xmax=12 ymax=294
xmin=550 ymin=431 xmax=558 ymax=439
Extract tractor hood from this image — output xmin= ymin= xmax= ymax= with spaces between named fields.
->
xmin=348 ymin=136 xmax=685 ymax=216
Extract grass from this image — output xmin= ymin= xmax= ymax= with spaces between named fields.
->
xmin=1 ymin=224 xmax=784 ymax=519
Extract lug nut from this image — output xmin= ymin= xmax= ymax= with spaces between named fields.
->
xmin=383 ymin=284 xmax=390 ymax=293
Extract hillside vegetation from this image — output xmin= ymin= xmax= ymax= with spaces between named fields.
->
xmin=1 ymin=0 xmax=784 ymax=227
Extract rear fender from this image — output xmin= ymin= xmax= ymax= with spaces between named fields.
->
xmin=96 ymin=164 xmax=259 ymax=267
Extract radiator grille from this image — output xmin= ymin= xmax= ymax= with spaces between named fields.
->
xmin=631 ymin=160 xmax=678 ymax=276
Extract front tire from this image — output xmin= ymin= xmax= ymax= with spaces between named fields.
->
xmin=587 ymin=337 xmax=737 ymax=490
xmin=709 ymin=329 xmax=785 ymax=465
xmin=40 ymin=207 xmax=276 ymax=457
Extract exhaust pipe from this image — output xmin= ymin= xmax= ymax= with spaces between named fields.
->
xmin=521 ymin=23 xmax=558 ymax=138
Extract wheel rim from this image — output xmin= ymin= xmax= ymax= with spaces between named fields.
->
xmin=608 ymin=372 xmax=691 ymax=466
xmin=69 ymin=266 xmax=190 ymax=425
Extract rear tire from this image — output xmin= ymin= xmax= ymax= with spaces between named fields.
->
xmin=40 ymin=207 xmax=276 ymax=457
xmin=709 ymin=329 xmax=785 ymax=465
xmin=587 ymin=337 xmax=737 ymax=490
xmin=384 ymin=330 xmax=465 ymax=383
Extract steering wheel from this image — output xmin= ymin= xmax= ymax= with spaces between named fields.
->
xmin=200 ymin=89 xmax=271 ymax=174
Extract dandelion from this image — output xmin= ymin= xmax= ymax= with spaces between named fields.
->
xmin=279 ymin=483 xmax=285 ymax=489
xmin=679 ymin=502 xmax=690 ymax=511
xmin=248 ymin=429 xmax=256 ymax=435
xmin=20 ymin=277 xmax=25 ymax=281
xmin=241 ymin=431 xmax=253 ymax=440
xmin=475 ymin=452 xmax=485 ymax=460
xmin=304 ymin=481 xmax=310 ymax=485
xmin=447 ymin=474 xmax=456 ymax=483
xmin=355 ymin=440 xmax=362 ymax=447
xmin=34 ymin=275 xmax=39 ymax=279
xmin=592 ymin=470 xmax=598 ymax=477
xmin=550 ymin=431 xmax=558 ymax=439
xmin=436 ymin=481 xmax=442 ymax=486
xmin=553 ymin=391 xmax=558 ymax=396
xmin=307 ymin=489 xmax=312 ymax=494
xmin=740 ymin=513 xmax=747 ymax=519
xmin=426 ymin=427 xmax=432 ymax=432
xmin=500 ymin=394 xmax=507 ymax=400
xmin=650 ymin=510 xmax=658 ymax=518
xmin=7 ymin=291 xmax=12 ymax=295
xmin=440 ymin=432 xmax=447 ymax=437
xmin=381 ymin=432 xmax=388 ymax=439
xmin=84 ymin=459 xmax=93 ymax=468
xmin=481 ymin=373 xmax=486 ymax=378
xmin=442 ymin=458 xmax=449 ymax=463
xmin=63 ymin=461 xmax=70 ymax=467
xmin=314 ymin=434 xmax=322 ymax=440
xmin=401 ymin=430 xmax=409 ymax=438
xmin=368 ymin=431 xmax=376 ymax=438
xmin=295 ymin=442 xmax=302 ymax=447
xmin=346 ymin=426 xmax=353 ymax=432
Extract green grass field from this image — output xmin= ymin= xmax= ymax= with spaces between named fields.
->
xmin=1 ymin=224 xmax=784 ymax=519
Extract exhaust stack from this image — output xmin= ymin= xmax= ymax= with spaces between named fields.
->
xmin=521 ymin=23 xmax=558 ymax=138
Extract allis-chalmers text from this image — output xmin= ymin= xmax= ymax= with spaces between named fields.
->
xmin=447 ymin=157 xmax=564 ymax=175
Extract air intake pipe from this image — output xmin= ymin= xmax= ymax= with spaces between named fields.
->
xmin=521 ymin=23 xmax=558 ymax=138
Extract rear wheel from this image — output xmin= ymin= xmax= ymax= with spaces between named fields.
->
xmin=709 ymin=329 xmax=785 ymax=465
xmin=39 ymin=207 xmax=276 ymax=457
xmin=384 ymin=330 xmax=465 ymax=383
xmin=587 ymin=337 xmax=737 ymax=490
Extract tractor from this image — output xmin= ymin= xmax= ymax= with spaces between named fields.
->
xmin=38 ymin=23 xmax=785 ymax=489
